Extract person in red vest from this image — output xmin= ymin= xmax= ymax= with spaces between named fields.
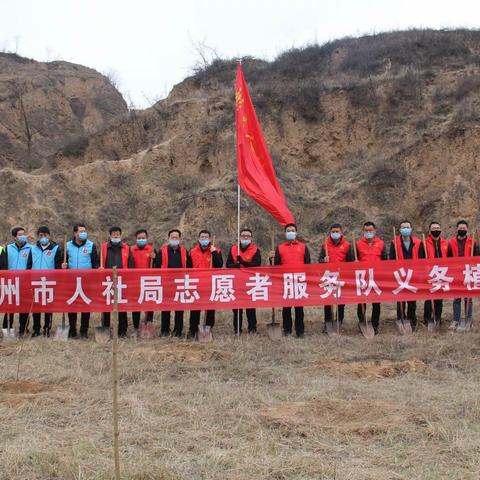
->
xmin=318 ymin=223 xmax=350 ymax=332
xmin=130 ymin=228 xmax=156 ymax=337
xmin=353 ymin=221 xmax=387 ymax=334
xmin=226 ymin=228 xmax=262 ymax=334
xmin=269 ymin=223 xmax=311 ymax=338
xmin=389 ymin=220 xmax=421 ymax=331
xmin=189 ymin=230 xmax=223 ymax=338
xmin=101 ymin=226 xmax=134 ymax=337
xmin=447 ymin=220 xmax=479 ymax=330
xmin=419 ymin=221 xmax=450 ymax=326
xmin=154 ymin=229 xmax=191 ymax=337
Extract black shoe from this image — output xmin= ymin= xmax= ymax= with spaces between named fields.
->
xmin=373 ymin=326 xmax=379 ymax=336
xmin=31 ymin=331 xmax=41 ymax=338
xmin=160 ymin=330 xmax=170 ymax=337
xmin=284 ymin=331 xmax=292 ymax=336
xmin=173 ymin=331 xmax=183 ymax=338
xmin=68 ymin=331 xmax=77 ymax=338
xmin=43 ymin=329 xmax=50 ymax=337
xmin=80 ymin=332 xmax=88 ymax=339
xmin=296 ymin=333 xmax=304 ymax=339
xmin=187 ymin=332 xmax=196 ymax=339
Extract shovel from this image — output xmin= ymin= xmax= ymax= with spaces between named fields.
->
xmin=95 ymin=240 xmax=111 ymax=344
xmin=2 ymin=314 xmax=17 ymax=342
xmin=267 ymin=233 xmax=282 ymax=340
xmin=323 ymin=237 xmax=340 ymax=337
xmin=421 ymin=234 xmax=438 ymax=334
xmin=197 ymin=237 xmax=215 ymax=343
xmin=352 ymin=233 xmax=375 ymax=339
xmin=139 ymin=241 xmax=156 ymax=339
xmin=458 ymin=234 xmax=475 ymax=333
xmin=392 ymin=227 xmax=411 ymax=335
xmin=54 ymin=235 xmax=70 ymax=341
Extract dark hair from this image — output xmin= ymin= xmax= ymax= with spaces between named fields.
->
xmin=330 ymin=223 xmax=342 ymax=230
xmin=284 ymin=223 xmax=297 ymax=231
xmin=135 ymin=229 xmax=148 ymax=237
xmin=240 ymin=228 xmax=253 ymax=235
xmin=73 ymin=223 xmax=86 ymax=233
xmin=37 ymin=226 xmax=50 ymax=235
xmin=11 ymin=227 xmax=25 ymax=237
xmin=429 ymin=221 xmax=441 ymax=229
xmin=109 ymin=226 xmax=122 ymax=235
xmin=363 ymin=221 xmax=376 ymax=229
xmin=198 ymin=229 xmax=211 ymax=237
xmin=400 ymin=220 xmax=412 ymax=227
xmin=457 ymin=220 xmax=468 ymax=227
xmin=168 ymin=229 xmax=182 ymax=237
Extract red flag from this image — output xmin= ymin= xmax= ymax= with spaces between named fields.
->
xmin=235 ymin=63 xmax=295 ymax=225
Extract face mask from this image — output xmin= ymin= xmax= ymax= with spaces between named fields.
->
xmin=137 ymin=239 xmax=147 ymax=247
xmin=330 ymin=232 xmax=341 ymax=241
xmin=169 ymin=239 xmax=180 ymax=248
xmin=430 ymin=231 xmax=441 ymax=238
xmin=364 ymin=231 xmax=375 ymax=240
xmin=39 ymin=237 xmax=49 ymax=246
xmin=17 ymin=235 xmax=27 ymax=245
xmin=111 ymin=237 xmax=121 ymax=245
xmin=78 ymin=232 xmax=88 ymax=241
xmin=400 ymin=227 xmax=412 ymax=237
xmin=199 ymin=239 xmax=210 ymax=248
xmin=240 ymin=239 xmax=251 ymax=247
xmin=457 ymin=230 xmax=467 ymax=237
xmin=285 ymin=231 xmax=297 ymax=241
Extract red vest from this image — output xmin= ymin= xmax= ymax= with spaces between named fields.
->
xmin=277 ymin=241 xmax=306 ymax=266
xmin=160 ymin=245 xmax=187 ymax=269
xmin=101 ymin=242 xmax=130 ymax=268
xmin=231 ymin=243 xmax=258 ymax=263
xmin=449 ymin=236 xmax=475 ymax=257
xmin=131 ymin=244 xmax=153 ymax=268
xmin=424 ymin=235 xmax=449 ymax=259
xmin=324 ymin=236 xmax=350 ymax=262
xmin=394 ymin=236 xmax=421 ymax=260
xmin=190 ymin=244 xmax=220 ymax=268
xmin=356 ymin=236 xmax=385 ymax=262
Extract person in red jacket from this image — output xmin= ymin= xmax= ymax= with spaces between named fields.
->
xmin=189 ymin=230 xmax=223 ymax=338
xmin=447 ymin=220 xmax=479 ymax=330
xmin=318 ymin=223 xmax=350 ymax=332
xmin=353 ymin=221 xmax=387 ymax=334
xmin=101 ymin=226 xmax=134 ymax=337
xmin=389 ymin=220 xmax=421 ymax=331
xmin=154 ymin=229 xmax=191 ymax=337
xmin=130 ymin=228 xmax=156 ymax=337
xmin=226 ymin=228 xmax=262 ymax=334
xmin=418 ymin=221 xmax=450 ymax=326
xmin=269 ymin=223 xmax=311 ymax=338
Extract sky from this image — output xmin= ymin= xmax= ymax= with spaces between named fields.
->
xmin=1 ymin=0 xmax=479 ymax=108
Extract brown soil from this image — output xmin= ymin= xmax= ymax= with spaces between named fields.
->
xmin=317 ymin=358 xmax=428 ymax=379
xmin=0 ymin=381 xmax=59 ymax=406
xmin=260 ymin=398 xmax=424 ymax=437
xmin=130 ymin=343 xmax=232 ymax=364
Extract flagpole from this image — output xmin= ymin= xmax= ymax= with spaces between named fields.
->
xmin=237 ymin=183 xmax=241 ymax=338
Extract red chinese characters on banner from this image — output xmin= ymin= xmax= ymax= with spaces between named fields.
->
xmin=0 ymin=258 xmax=479 ymax=313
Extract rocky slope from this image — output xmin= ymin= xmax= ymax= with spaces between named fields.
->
xmin=1 ymin=29 xmax=480 ymax=255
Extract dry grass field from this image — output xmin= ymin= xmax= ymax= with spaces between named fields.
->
xmin=1 ymin=305 xmax=480 ymax=480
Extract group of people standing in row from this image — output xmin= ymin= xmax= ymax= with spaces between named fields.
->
xmin=0 ymin=218 xmax=476 ymax=339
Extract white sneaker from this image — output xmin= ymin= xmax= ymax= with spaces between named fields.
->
xmin=448 ymin=321 xmax=458 ymax=331
xmin=130 ymin=329 xmax=139 ymax=338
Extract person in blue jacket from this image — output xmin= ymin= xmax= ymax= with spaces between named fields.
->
xmin=62 ymin=223 xmax=99 ymax=338
xmin=0 ymin=227 xmax=33 ymax=336
xmin=27 ymin=226 xmax=63 ymax=337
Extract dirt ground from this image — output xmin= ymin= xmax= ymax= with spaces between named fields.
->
xmin=1 ymin=305 xmax=480 ymax=480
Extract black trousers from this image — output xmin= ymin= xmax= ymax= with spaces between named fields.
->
xmin=396 ymin=301 xmax=417 ymax=328
xmin=423 ymin=299 xmax=443 ymax=322
xmin=233 ymin=309 xmax=257 ymax=334
xmin=32 ymin=313 xmax=52 ymax=333
xmin=68 ymin=312 xmax=90 ymax=336
xmin=324 ymin=305 xmax=345 ymax=323
xmin=189 ymin=310 xmax=215 ymax=335
xmin=282 ymin=307 xmax=304 ymax=336
xmin=357 ymin=303 xmax=381 ymax=329
xmin=132 ymin=311 xmax=154 ymax=329
xmin=3 ymin=313 xmax=29 ymax=333
xmin=161 ymin=311 xmax=183 ymax=336
xmin=102 ymin=312 xmax=128 ymax=336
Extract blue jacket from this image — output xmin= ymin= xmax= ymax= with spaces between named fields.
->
xmin=67 ymin=239 xmax=99 ymax=269
xmin=29 ymin=242 xmax=62 ymax=270
xmin=6 ymin=242 xmax=33 ymax=270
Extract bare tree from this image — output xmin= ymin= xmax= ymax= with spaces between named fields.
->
xmin=9 ymin=80 xmax=33 ymax=156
